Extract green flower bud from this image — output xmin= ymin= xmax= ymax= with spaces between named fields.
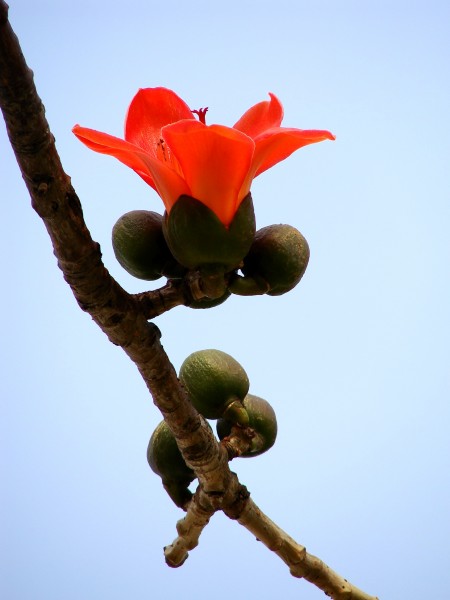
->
xmin=147 ymin=420 xmax=195 ymax=508
xmin=239 ymin=224 xmax=310 ymax=296
xmin=112 ymin=210 xmax=186 ymax=281
xmin=179 ymin=349 xmax=250 ymax=423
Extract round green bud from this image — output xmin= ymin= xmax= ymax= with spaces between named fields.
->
xmin=241 ymin=224 xmax=310 ymax=296
xmin=112 ymin=210 xmax=185 ymax=280
xmin=179 ymin=349 xmax=250 ymax=423
xmin=147 ymin=420 xmax=195 ymax=507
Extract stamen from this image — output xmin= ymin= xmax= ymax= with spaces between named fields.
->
xmin=192 ymin=107 xmax=208 ymax=124
xmin=157 ymin=137 xmax=167 ymax=161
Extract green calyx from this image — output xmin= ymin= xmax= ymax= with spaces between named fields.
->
xmin=163 ymin=194 xmax=256 ymax=272
xmin=234 ymin=224 xmax=310 ymax=296
xmin=216 ymin=394 xmax=278 ymax=457
xmin=112 ymin=210 xmax=186 ymax=280
xmin=179 ymin=349 xmax=250 ymax=423
xmin=147 ymin=420 xmax=195 ymax=508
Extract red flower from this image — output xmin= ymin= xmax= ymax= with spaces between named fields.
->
xmin=73 ymin=88 xmax=334 ymax=226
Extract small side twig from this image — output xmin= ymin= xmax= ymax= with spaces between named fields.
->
xmin=164 ymin=490 xmax=215 ymax=568
xmin=131 ymin=280 xmax=187 ymax=319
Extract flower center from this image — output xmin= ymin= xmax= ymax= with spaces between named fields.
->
xmin=192 ymin=107 xmax=208 ymax=124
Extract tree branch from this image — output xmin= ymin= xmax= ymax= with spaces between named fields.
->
xmin=236 ymin=498 xmax=377 ymax=600
xmin=0 ymin=3 xmax=378 ymax=598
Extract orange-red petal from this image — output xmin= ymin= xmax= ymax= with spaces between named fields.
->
xmin=72 ymin=125 xmax=158 ymax=188
xmin=72 ymin=125 xmax=190 ymax=211
xmin=238 ymin=127 xmax=335 ymax=199
xmin=141 ymin=155 xmax=191 ymax=214
xmin=251 ymin=127 xmax=336 ymax=178
xmin=124 ymin=87 xmax=194 ymax=158
xmin=163 ymin=120 xmax=255 ymax=226
xmin=233 ymin=93 xmax=283 ymax=139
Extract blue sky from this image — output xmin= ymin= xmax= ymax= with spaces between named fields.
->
xmin=1 ymin=1 xmax=449 ymax=599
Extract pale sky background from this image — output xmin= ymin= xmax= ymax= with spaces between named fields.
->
xmin=1 ymin=1 xmax=449 ymax=599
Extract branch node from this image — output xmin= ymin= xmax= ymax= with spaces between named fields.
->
xmin=37 ymin=181 xmax=48 ymax=195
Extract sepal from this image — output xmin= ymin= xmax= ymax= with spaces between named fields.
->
xmin=163 ymin=194 xmax=256 ymax=271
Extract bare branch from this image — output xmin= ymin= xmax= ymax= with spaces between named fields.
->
xmin=235 ymin=498 xmax=378 ymax=600
xmin=0 ymin=4 xmax=378 ymax=598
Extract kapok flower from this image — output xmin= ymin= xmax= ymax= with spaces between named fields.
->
xmin=73 ymin=87 xmax=335 ymax=227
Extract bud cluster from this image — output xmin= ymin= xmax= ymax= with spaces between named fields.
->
xmin=112 ymin=193 xmax=310 ymax=305
xmin=113 ymin=193 xmax=307 ymax=506
xmin=147 ymin=349 xmax=277 ymax=507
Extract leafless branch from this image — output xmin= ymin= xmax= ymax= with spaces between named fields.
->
xmin=0 ymin=3 xmax=378 ymax=598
